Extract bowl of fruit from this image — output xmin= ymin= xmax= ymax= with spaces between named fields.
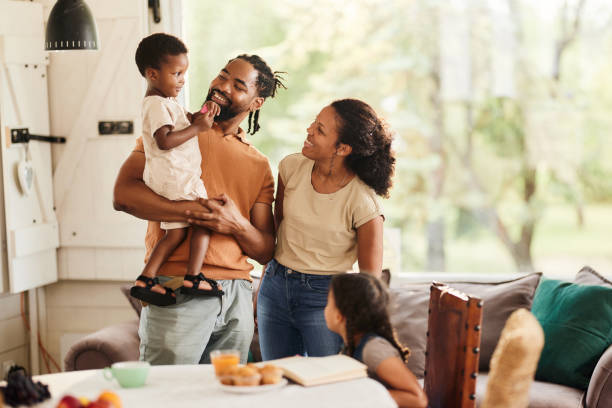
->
xmin=56 ymin=390 xmax=121 ymax=408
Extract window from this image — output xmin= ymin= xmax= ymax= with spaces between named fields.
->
xmin=184 ymin=0 xmax=612 ymax=277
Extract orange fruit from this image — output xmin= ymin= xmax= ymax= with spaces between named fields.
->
xmin=97 ymin=390 xmax=122 ymax=408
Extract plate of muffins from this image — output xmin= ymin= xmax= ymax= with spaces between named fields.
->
xmin=217 ymin=363 xmax=287 ymax=393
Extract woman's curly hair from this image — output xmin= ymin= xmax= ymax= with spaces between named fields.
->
xmin=331 ymin=273 xmax=410 ymax=362
xmin=331 ymin=99 xmax=395 ymax=197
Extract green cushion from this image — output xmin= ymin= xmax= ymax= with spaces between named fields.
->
xmin=532 ymin=277 xmax=612 ymax=390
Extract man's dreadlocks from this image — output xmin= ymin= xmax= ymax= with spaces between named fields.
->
xmin=232 ymin=54 xmax=286 ymax=135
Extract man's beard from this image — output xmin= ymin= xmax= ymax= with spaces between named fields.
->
xmin=205 ymin=90 xmax=240 ymax=122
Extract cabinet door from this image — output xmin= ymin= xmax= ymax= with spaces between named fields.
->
xmin=49 ymin=0 xmax=148 ymax=280
xmin=0 ymin=1 xmax=58 ymax=293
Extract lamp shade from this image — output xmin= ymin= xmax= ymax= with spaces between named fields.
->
xmin=45 ymin=0 xmax=99 ymax=51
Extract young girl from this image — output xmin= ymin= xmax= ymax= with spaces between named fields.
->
xmin=324 ymin=273 xmax=428 ymax=408
xmin=129 ymin=33 xmax=223 ymax=306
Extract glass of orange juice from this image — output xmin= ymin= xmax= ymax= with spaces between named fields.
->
xmin=210 ymin=349 xmax=240 ymax=377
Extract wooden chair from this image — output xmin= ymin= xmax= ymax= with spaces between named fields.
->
xmin=424 ymin=282 xmax=484 ymax=408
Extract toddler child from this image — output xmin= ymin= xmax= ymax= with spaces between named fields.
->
xmin=130 ymin=32 xmax=222 ymax=306
xmin=324 ymin=273 xmax=428 ymax=408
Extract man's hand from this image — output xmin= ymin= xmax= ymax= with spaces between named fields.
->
xmin=185 ymin=193 xmax=274 ymax=264
xmin=185 ymin=194 xmax=246 ymax=235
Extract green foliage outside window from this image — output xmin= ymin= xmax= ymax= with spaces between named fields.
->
xmin=184 ymin=0 xmax=612 ymax=276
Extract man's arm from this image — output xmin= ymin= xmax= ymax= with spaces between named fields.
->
xmin=113 ymin=151 xmax=205 ymax=222
xmin=186 ymin=195 xmax=275 ymax=265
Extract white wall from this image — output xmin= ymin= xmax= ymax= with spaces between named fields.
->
xmin=0 ymin=293 xmax=29 ymax=376
xmin=44 ymin=280 xmax=135 ymax=369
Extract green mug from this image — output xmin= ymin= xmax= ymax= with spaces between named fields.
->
xmin=103 ymin=361 xmax=150 ymax=388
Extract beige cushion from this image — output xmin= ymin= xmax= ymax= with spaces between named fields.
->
xmin=482 ymin=309 xmax=544 ymax=408
xmin=574 ymin=265 xmax=612 ymax=288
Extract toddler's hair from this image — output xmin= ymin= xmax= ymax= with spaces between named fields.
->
xmin=135 ymin=33 xmax=188 ymax=77
xmin=330 ymin=273 xmax=410 ymax=362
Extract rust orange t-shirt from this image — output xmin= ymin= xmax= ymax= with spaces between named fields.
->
xmin=133 ymin=124 xmax=274 ymax=281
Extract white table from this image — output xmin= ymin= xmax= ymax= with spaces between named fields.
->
xmin=29 ymin=364 xmax=398 ymax=408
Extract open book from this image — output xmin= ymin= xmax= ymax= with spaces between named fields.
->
xmin=260 ymin=354 xmax=367 ymax=386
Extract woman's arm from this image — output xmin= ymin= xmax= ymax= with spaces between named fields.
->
xmin=253 ymin=173 xmax=283 ymax=320
xmin=357 ymin=216 xmax=384 ymax=278
xmin=274 ymin=173 xmax=285 ymax=233
xmin=376 ymin=357 xmax=428 ymax=408
xmin=112 ymin=151 xmax=205 ymax=222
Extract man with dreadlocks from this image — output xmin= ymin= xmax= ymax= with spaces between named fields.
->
xmin=113 ymin=54 xmax=285 ymax=365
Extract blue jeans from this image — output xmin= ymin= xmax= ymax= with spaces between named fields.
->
xmin=257 ymin=259 xmax=342 ymax=360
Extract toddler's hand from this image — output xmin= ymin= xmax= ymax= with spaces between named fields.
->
xmin=193 ymin=101 xmax=220 ymax=131
xmin=203 ymin=101 xmax=220 ymax=116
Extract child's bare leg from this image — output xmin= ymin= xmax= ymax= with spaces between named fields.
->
xmin=135 ymin=227 xmax=187 ymax=294
xmin=183 ymin=226 xmax=220 ymax=291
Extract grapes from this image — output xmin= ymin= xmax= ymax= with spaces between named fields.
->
xmin=0 ymin=365 xmax=51 ymax=407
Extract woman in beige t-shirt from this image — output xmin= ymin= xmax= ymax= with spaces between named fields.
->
xmin=257 ymin=98 xmax=396 ymax=360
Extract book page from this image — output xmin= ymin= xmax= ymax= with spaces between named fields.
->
xmin=265 ymin=355 xmax=367 ymax=386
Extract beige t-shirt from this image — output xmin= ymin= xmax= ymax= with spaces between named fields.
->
xmin=275 ymin=153 xmax=383 ymax=275
xmin=141 ymin=95 xmax=206 ymax=201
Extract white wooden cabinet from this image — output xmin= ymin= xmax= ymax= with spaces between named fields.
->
xmin=0 ymin=1 xmax=58 ymax=293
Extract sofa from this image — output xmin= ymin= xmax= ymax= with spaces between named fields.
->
xmin=390 ymin=266 xmax=612 ymax=408
xmin=64 ymin=267 xmax=612 ymax=407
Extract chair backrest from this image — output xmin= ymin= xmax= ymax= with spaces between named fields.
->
xmin=424 ymin=282 xmax=483 ymax=408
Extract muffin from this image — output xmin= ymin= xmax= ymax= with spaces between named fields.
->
xmin=218 ymin=365 xmax=240 ymax=385
xmin=259 ymin=364 xmax=284 ymax=385
xmin=232 ymin=366 xmax=261 ymax=386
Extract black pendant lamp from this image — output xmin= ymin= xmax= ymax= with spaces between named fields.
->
xmin=45 ymin=0 xmax=99 ymax=51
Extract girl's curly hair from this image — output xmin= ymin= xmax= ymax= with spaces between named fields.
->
xmin=331 ymin=99 xmax=395 ymax=197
